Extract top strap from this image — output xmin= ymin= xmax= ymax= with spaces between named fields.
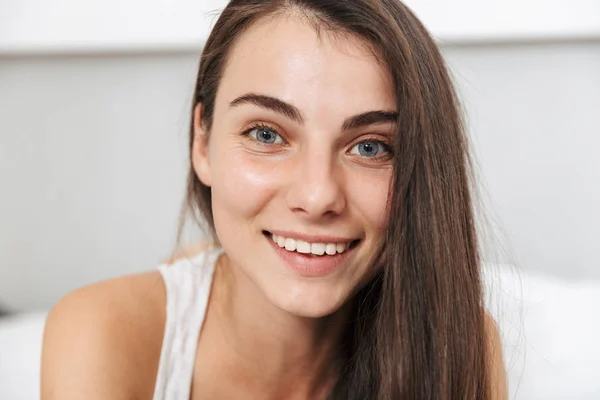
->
xmin=153 ymin=247 xmax=223 ymax=400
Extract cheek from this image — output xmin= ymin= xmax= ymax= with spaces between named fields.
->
xmin=210 ymin=145 xmax=282 ymax=220
xmin=347 ymin=169 xmax=391 ymax=232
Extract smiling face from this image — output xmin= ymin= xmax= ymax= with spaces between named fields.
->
xmin=193 ymin=14 xmax=396 ymax=318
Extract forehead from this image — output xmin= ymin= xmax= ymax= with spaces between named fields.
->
xmin=216 ymin=14 xmax=396 ymax=120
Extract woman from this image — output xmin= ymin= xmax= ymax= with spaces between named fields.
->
xmin=41 ymin=0 xmax=507 ymax=399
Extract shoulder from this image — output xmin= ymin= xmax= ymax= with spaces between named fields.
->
xmin=484 ymin=311 xmax=508 ymax=400
xmin=41 ymin=271 xmax=167 ymax=400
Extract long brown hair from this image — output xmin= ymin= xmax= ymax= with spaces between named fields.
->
xmin=178 ymin=0 xmax=490 ymax=398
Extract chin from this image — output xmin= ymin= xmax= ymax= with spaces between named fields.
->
xmin=268 ymin=281 xmax=350 ymax=319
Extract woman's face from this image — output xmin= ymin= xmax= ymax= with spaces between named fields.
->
xmin=193 ymin=15 xmax=396 ymax=318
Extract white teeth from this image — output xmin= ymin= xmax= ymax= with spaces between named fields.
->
xmin=310 ymin=243 xmax=326 ymax=256
xmin=268 ymin=232 xmax=355 ymax=256
xmin=284 ymin=238 xmax=296 ymax=251
xmin=296 ymin=240 xmax=311 ymax=254
xmin=325 ymin=243 xmax=337 ymax=255
xmin=276 ymin=235 xmax=286 ymax=248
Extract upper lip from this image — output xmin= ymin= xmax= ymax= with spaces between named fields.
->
xmin=267 ymin=230 xmax=359 ymax=244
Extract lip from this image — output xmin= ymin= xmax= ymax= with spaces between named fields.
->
xmin=265 ymin=232 xmax=359 ymax=277
xmin=267 ymin=229 xmax=358 ymax=244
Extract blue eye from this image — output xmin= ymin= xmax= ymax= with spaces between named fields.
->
xmin=249 ymin=127 xmax=284 ymax=144
xmin=349 ymin=140 xmax=390 ymax=158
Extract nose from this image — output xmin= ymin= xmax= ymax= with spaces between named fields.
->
xmin=285 ymin=145 xmax=346 ymax=219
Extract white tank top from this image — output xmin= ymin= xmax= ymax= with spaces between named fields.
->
xmin=152 ymin=246 xmax=224 ymax=400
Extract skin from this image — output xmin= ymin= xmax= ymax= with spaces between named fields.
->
xmin=40 ymin=14 xmax=507 ymax=400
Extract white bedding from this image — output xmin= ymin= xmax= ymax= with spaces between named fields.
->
xmin=1 ymin=267 xmax=599 ymax=400
xmin=485 ymin=265 xmax=600 ymax=400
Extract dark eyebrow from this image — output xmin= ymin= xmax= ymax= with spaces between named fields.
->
xmin=230 ymin=93 xmax=304 ymax=124
xmin=341 ymin=110 xmax=398 ymax=131
xmin=229 ymin=93 xmax=398 ymax=131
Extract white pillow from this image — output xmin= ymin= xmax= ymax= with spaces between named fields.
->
xmin=485 ymin=264 xmax=600 ymax=400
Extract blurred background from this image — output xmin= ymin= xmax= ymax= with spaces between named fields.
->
xmin=0 ymin=0 xmax=599 ymax=399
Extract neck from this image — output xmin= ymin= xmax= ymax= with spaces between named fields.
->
xmin=206 ymin=253 xmax=352 ymax=399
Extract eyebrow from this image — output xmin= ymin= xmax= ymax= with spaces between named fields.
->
xmin=229 ymin=93 xmax=398 ymax=131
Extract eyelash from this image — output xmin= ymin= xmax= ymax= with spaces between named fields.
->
xmin=240 ymin=122 xmax=393 ymax=161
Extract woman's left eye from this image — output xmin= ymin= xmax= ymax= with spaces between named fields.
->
xmin=349 ymin=140 xmax=391 ymax=158
xmin=248 ymin=126 xmax=284 ymax=145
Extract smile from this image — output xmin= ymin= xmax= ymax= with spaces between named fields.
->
xmin=265 ymin=231 xmax=359 ymax=256
xmin=263 ymin=230 xmax=360 ymax=277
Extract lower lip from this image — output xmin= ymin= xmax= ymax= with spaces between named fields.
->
xmin=266 ymin=234 xmax=358 ymax=277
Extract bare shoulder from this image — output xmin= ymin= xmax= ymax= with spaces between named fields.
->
xmin=41 ymin=270 xmax=167 ymax=400
xmin=484 ymin=311 xmax=508 ymax=400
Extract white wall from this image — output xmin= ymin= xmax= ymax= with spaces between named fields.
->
xmin=0 ymin=1 xmax=599 ymax=311
xmin=1 ymin=0 xmax=599 ymax=54
xmin=443 ymin=41 xmax=600 ymax=279
xmin=0 ymin=54 xmax=200 ymax=311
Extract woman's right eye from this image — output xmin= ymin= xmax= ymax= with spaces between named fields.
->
xmin=248 ymin=126 xmax=284 ymax=145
